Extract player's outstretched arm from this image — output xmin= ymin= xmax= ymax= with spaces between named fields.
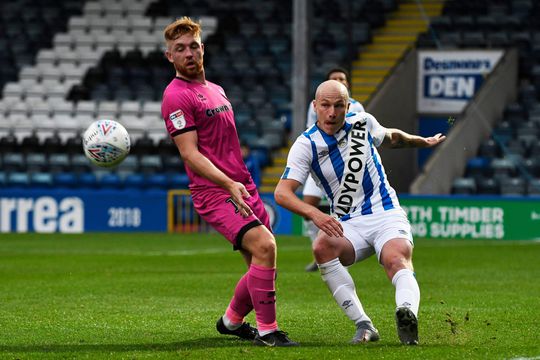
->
xmin=174 ymin=131 xmax=253 ymax=217
xmin=381 ymin=128 xmax=446 ymax=149
xmin=275 ymin=179 xmax=343 ymax=238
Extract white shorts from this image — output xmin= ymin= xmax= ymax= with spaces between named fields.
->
xmin=341 ymin=208 xmax=413 ymax=264
xmin=302 ymin=175 xmax=324 ymax=198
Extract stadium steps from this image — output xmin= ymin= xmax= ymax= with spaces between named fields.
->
xmin=351 ymin=0 xmax=445 ymax=104
xmin=260 ymin=148 xmax=288 ymax=193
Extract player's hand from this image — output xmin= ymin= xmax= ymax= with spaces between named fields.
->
xmin=312 ymin=212 xmax=343 ymax=238
xmin=228 ymin=182 xmax=253 ymax=218
xmin=423 ymin=133 xmax=446 ymax=147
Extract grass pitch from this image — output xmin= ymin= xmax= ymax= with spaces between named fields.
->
xmin=0 ymin=233 xmax=539 ymax=359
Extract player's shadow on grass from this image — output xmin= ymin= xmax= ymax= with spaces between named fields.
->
xmin=0 ymin=339 xmax=411 ymax=353
xmin=0 ymin=337 xmax=254 ymax=353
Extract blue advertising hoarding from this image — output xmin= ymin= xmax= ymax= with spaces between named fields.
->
xmin=0 ymin=189 xmax=167 ymax=232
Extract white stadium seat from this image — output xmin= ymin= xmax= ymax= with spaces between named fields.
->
xmin=76 ymin=101 xmax=98 ymax=117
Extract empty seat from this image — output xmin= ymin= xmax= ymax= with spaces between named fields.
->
xmin=124 ymin=173 xmax=146 ymax=189
xmin=30 ymin=172 xmax=54 ymax=188
xmin=53 ymin=172 xmax=78 ymax=188
xmin=79 ymin=172 xmax=98 ymax=188
xmin=162 ymin=154 xmax=183 ymax=173
xmin=478 ymin=138 xmax=500 ymax=158
xmin=461 ymin=31 xmax=486 ymax=48
xmin=71 ymin=153 xmax=92 ymax=173
xmin=26 ymin=153 xmax=48 ymax=172
xmin=138 ymin=155 xmax=162 ymax=174
xmin=7 ymin=172 xmax=30 ymax=188
xmin=100 ymin=173 xmax=123 ymax=189
xmin=527 ymin=178 xmax=540 ymax=195
xmin=168 ymin=173 xmax=189 ymax=189
xmin=48 ymin=153 xmax=71 ymax=173
xmin=490 ymin=157 xmax=517 ymax=180
xmin=2 ymin=153 xmax=25 ymax=172
xmin=500 ymin=177 xmax=526 ymax=196
xmin=476 ymin=177 xmax=500 ymax=195
xmin=146 ymin=173 xmax=168 ymax=189
xmin=451 ymin=177 xmax=477 ymax=194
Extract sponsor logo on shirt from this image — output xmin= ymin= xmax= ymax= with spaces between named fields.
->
xmin=205 ymin=104 xmax=231 ymax=117
xmin=169 ymin=109 xmax=186 ymax=130
xmin=317 ymin=150 xmax=329 ymax=157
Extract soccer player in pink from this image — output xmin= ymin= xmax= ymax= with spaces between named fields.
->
xmin=161 ymin=17 xmax=298 ymax=347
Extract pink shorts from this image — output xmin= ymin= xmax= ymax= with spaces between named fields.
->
xmin=191 ymin=187 xmax=271 ymax=250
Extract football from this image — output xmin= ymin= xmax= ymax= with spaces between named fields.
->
xmin=82 ymin=119 xmax=131 ymax=168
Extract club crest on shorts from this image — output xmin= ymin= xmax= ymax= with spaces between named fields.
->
xmin=170 ymin=109 xmax=186 ymax=130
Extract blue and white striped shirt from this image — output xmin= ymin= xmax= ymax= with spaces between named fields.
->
xmin=283 ymin=112 xmax=400 ymax=220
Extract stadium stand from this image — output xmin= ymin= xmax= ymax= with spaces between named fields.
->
xmin=2 ymin=0 xmax=537 ymax=197
xmin=415 ymin=0 xmax=540 ymax=196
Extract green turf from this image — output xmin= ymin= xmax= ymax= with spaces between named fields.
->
xmin=1 ymin=233 xmax=539 ymax=359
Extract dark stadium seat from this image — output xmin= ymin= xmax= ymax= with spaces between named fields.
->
xmin=147 ymin=173 xmax=168 ymax=190
xmin=48 ymin=153 xmax=71 ymax=173
xmin=26 ymin=153 xmax=48 ymax=172
xmin=168 ymin=173 xmax=190 ymax=189
xmin=100 ymin=173 xmax=123 ymax=189
xmin=124 ymin=173 xmax=146 ymax=189
xmin=7 ymin=172 xmax=30 ymax=188
xmin=478 ymin=138 xmax=501 ymax=158
xmin=2 ymin=153 xmax=25 ymax=172
xmin=500 ymin=177 xmax=526 ymax=196
xmin=476 ymin=177 xmax=500 ymax=195
xmin=53 ymin=172 xmax=78 ymax=188
xmin=78 ymin=172 xmax=98 ymax=188
xmin=490 ymin=158 xmax=517 ymax=180
xmin=30 ymin=172 xmax=54 ymax=188
xmin=451 ymin=177 xmax=476 ymax=195
xmin=527 ymin=178 xmax=540 ymax=196
xmin=139 ymin=155 xmax=163 ymax=175
xmin=524 ymin=158 xmax=540 ymax=177
xmin=465 ymin=157 xmax=491 ymax=179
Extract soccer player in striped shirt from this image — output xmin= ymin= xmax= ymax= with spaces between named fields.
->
xmin=161 ymin=17 xmax=297 ymax=347
xmin=275 ymin=80 xmax=445 ymax=345
xmin=303 ymin=67 xmax=365 ymax=272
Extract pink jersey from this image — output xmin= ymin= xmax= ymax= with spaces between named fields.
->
xmin=161 ymin=77 xmax=255 ymax=191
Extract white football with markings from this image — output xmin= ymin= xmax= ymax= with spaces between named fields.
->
xmin=82 ymin=120 xmax=131 ymax=168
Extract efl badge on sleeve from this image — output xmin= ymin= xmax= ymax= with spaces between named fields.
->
xmin=169 ymin=109 xmax=186 ymax=130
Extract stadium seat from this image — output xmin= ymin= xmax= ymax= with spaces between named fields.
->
xmin=476 ymin=177 xmax=500 ymax=195
xmin=100 ymin=173 xmax=123 ymax=189
xmin=7 ymin=172 xmax=30 ymax=188
xmin=478 ymin=138 xmax=501 ymax=158
xmin=161 ymin=154 xmax=184 ymax=173
xmin=124 ymin=173 xmax=146 ymax=189
xmin=0 ymin=171 xmax=6 ymax=187
xmin=2 ymin=153 xmax=25 ymax=172
xmin=490 ymin=158 xmax=517 ymax=180
xmin=465 ymin=156 xmax=491 ymax=179
xmin=500 ymin=177 xmax=526 ymax=196
xmin=527 ymin=178 xmax=540 ymax=196
xmin=168 ymin=173 xmax=189 ymax=189
xmin=78 ymin=172 xmax=98 ymax=188
xmin=53 ymin=172 xmax=78 ymax=188
xmin=30 ymin=172 xmax=54 ymax=188
xmin=26 ymin=153 xmax=48 ymax=172
xmin=139 ymin=155 xmax=163 ymax=174
xmin=147 ymin=173 xmax=168 ymax=189
xmin=48 ymin=153 xmax=71 ymax=173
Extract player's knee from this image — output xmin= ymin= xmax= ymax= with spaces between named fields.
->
xmin=313 ymin=235 xmax=337 ymax=259
xmin=383 ymin=254 xmax=411 ymax=276
xmin=252 ymin=237 xmax=276 ymax=261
